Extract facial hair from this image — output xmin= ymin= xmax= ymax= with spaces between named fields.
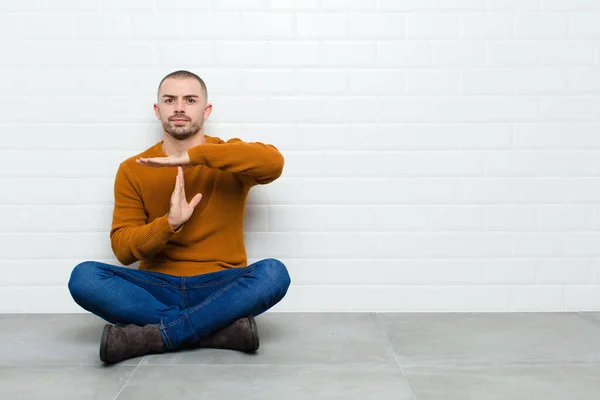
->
xmin=162 ymin=117 xmax=203 ymax=140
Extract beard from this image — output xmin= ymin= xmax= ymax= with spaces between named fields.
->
xmin=162 ymin=118 xmax=203 ymax=140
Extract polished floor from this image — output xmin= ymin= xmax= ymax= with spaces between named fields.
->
xmin=1 ymin=312 xmax=600 ymax=399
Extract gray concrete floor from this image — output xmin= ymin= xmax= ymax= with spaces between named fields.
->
xmin=1 ymin=312 xmax=600 ymax=399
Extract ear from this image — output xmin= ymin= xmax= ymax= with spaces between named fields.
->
xmin=153 ymin=103 xmax=160 ymax=119
xmin=204 ymin=103 xmax=213 ymax=120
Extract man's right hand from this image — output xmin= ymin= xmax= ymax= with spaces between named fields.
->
xmin=168 ymin=166 xmax=203 ymax=231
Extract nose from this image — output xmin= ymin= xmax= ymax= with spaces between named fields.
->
xmin=173 ymin=99 xmax=186 ymax=113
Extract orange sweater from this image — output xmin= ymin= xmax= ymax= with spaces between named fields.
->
xmin=110 ymin=135 xmax=284 ymax=277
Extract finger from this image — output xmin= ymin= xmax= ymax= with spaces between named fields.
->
xmin=179 ymin=167 xmax=185 ymax=191
xmin=137 ymin=160 xmax=155 ymax=167
xmin=189 ymin=193 xmax=203 ymax=208
xmin=141 ymin=157 xmax=164 ymax=166
xmin=174 ymin=167 xmax=181 ymax=194
xmin=179 ymin=167 xmax=186 ymax=196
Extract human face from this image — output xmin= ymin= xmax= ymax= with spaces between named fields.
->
xmin=154 ymin=77 xmax=211 ymax=140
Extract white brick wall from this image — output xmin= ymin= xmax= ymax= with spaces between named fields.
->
xmin=1 ymin=0 xmax=600 ymax=313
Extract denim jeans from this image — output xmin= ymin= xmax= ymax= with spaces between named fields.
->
xmin=68 ymin=258 xmax=291 ymax=350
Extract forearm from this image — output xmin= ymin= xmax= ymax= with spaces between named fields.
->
xmin=110 ymin=214 xmax=183 ymax=265
xmin=188 ymin=139 xmax=284 ymax=185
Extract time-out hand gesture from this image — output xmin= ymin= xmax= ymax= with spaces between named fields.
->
xmin=167 ymin=166 xmax=202 ymax=230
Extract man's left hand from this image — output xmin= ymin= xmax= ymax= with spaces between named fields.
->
xmin=136 ymin=150 xmax=191 ymax=167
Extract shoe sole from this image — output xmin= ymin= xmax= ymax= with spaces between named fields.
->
xmin=248 ymin=315 xmax=259 ymax=352
xmin=99 ymin=324 xmax=111 ymax=363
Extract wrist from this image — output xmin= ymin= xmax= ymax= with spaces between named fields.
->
xmin=167 ymin=215 xmax=182 ymax=231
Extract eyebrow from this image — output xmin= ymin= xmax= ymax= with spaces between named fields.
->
xmin=162 ymin=94 xmax=199 ymax=98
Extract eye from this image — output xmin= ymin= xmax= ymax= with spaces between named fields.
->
xmin=187 ymin=99 xmax=195 ymax=103
xmin=165 ymin=99 xmax=173 ymax=103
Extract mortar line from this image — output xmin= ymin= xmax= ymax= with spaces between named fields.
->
xmin=113 ymin=358 xmax=143 ymax=400
xmin=375 ymin=312 xmax=418 ymax=400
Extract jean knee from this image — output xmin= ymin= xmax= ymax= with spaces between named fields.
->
xmin=68 ymin=261 xmax=97 ymax=300
xmin=261 ymin=258 xmax=291 ymax=291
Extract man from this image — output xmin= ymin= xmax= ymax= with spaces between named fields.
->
xmin=68 ymin=70 xmax=291 ymax=364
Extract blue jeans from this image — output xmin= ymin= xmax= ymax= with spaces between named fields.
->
xmin=68 ymin=258 xmax=291 ymax=350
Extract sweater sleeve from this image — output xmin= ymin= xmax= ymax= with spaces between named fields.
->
xmin=109 ymin=163 xmax=183 ymax=266
xmin=187 ymin=138 xmax=284 ymax=187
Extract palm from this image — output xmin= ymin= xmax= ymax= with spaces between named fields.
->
xmin=137 ymin=150 xmax=190 ymax=167
xmin=168 ymin=166 xmax=202 ymax=228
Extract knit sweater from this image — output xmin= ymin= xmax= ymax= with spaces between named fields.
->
xmin=109 ymin=135 xmax=284 ymax=277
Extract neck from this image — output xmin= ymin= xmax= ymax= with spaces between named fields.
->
xmin=161 ymin=130 xmax=206 ymax=156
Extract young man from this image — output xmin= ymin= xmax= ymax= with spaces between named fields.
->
xmin=68 ymin=70 xmax=291 ymax=364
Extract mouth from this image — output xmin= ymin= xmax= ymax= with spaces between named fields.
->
xmin=170 ymin=119 xmax=189 ymax=124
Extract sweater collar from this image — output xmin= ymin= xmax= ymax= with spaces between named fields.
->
xmin=156 ymin=134 xmax=218 ymax=157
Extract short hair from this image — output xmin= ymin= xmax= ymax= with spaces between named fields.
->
xmin=157 ymin=70 xmax=208 ymax=103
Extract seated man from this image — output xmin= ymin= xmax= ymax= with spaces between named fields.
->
xmin=68 ymin=70 xmax=291 ymax=364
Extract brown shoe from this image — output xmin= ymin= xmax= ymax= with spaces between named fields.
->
xmin=182 ymin=315 xmax=259 ymax=352
xmin=100 ymin=323 xmax=166 ymax=364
